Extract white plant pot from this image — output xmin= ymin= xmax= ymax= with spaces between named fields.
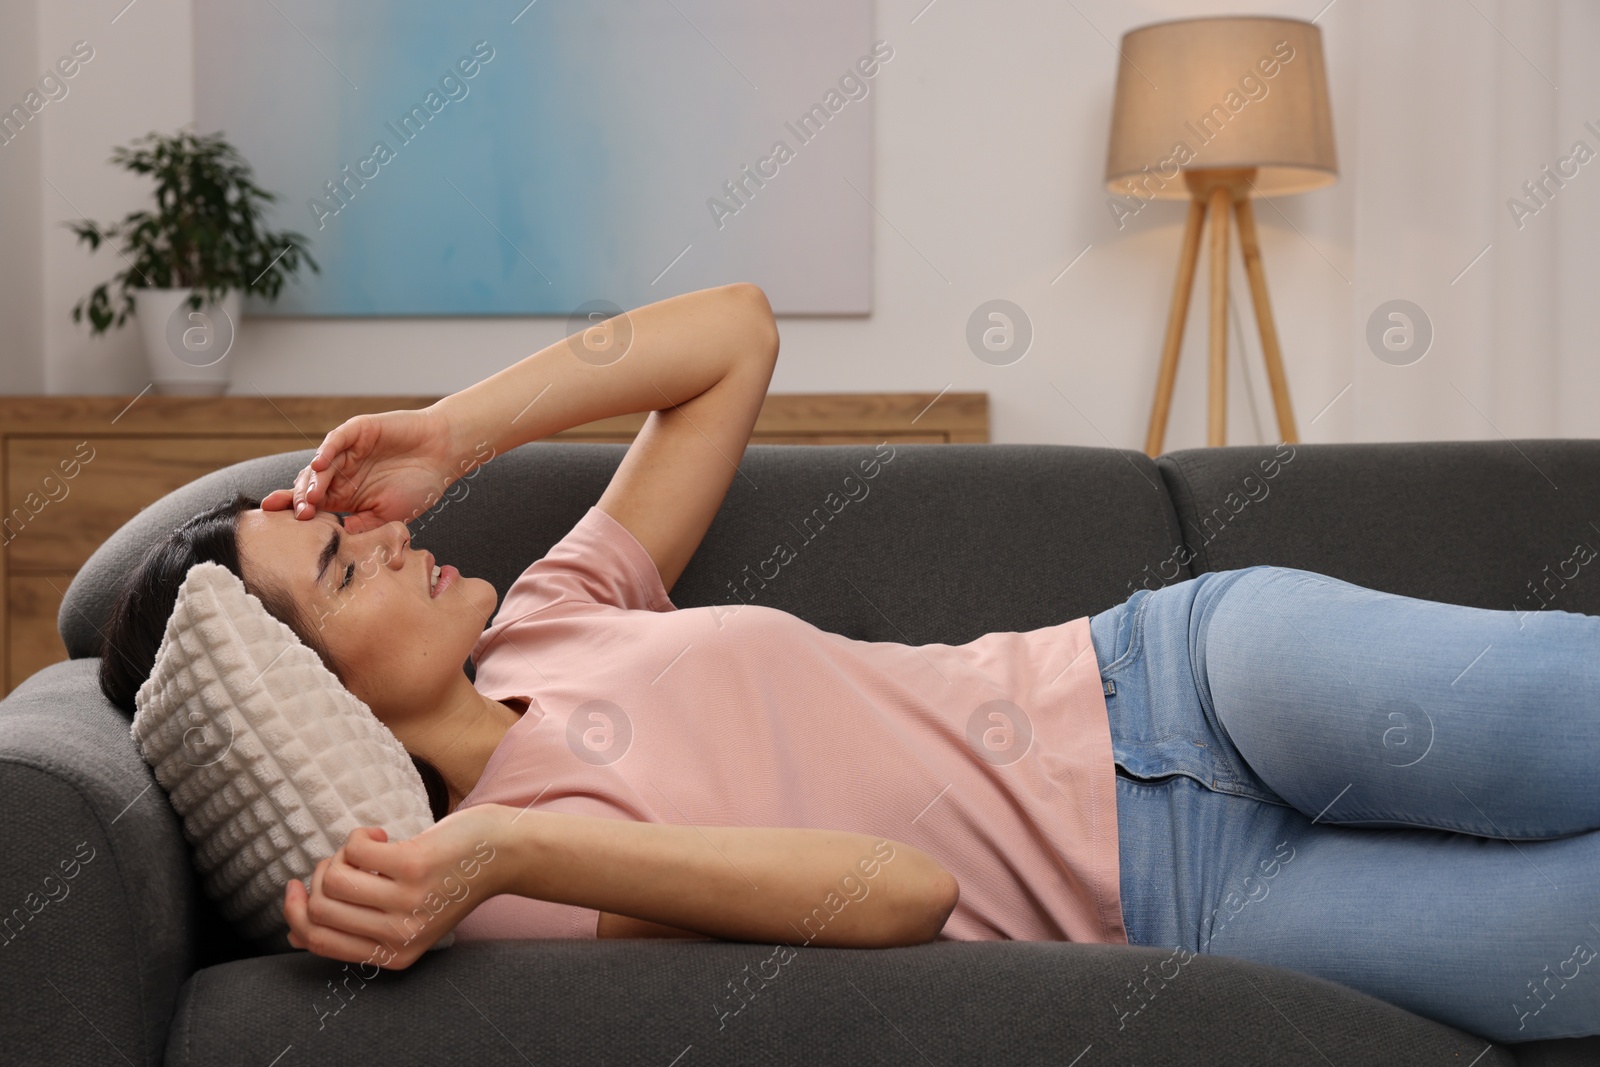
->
xmin=134 ymin=288 xmax=242 ymax=396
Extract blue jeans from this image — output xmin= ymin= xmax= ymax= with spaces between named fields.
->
xmin=1088 ymin=564 xmax=1600 ymax=1044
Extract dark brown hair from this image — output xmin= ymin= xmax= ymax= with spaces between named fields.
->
xmin=97 ymin=491 xmax=451 ymax=821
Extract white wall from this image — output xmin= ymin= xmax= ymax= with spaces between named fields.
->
xmin=4 ymin=0 xmax=194 ymax=395
xmin=0 ymin=0 xmax=44 ymax=394
xmin=6 ymin=0 xmax=1597 ymax=448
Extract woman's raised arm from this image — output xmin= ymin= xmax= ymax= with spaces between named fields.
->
xmin=267 ymin=282 xmax=775 ymax=534
xmin=437 ymin=282 xmax=774 ymax=463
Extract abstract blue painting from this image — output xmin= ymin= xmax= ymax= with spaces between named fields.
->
xmin=195 ymin=1 xmax=878 ymax=315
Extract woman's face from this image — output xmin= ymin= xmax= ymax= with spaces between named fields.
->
xmin=234 ymin=508 xmax=498 ymax=722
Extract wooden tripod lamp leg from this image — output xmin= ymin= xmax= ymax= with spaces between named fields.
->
xmin=1233 ymin=197 xmax=1300 ymax=444
xmin=1206 ymin=185 xmax=1232 ymax=447
xmin=1144 ymin=197 xmax=1207 ymax=457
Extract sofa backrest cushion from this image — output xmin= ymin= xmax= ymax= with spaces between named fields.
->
xmin=61 ymin=442 xmax=1187 ymax=662
xmin=1157 ymin=440 xmax=1600 ymax=615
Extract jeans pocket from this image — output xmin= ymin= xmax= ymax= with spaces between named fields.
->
xmin=1093 ymin=591 xmax=1149 ymax=677
xmin=1115 ymin=764 xmax=1183 ymax=784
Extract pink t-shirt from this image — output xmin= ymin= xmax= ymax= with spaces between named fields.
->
xmin=453 ymin=505 xmax=1126 ymax=945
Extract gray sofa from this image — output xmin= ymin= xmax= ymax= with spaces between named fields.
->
xmin=3 ymin=437 xmax=1598 ymax=1066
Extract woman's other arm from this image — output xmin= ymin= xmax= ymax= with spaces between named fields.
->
xmin=491 ymin=806 xmax=959 ymax=948
xmin=283 ymin=804 xmax=957 ymax=968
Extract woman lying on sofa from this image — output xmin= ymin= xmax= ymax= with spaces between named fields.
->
xmin=96 ymin=283 xmax=1600 ymax=1044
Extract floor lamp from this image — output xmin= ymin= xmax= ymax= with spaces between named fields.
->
xmin=1103 ymin=16 xmax=1338 ymax=456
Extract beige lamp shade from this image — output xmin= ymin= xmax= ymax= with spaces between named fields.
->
xmin=1104 ymin=16 xmax=1337 ymax=200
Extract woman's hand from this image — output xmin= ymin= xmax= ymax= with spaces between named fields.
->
xmin=261 ymin=404 xmax=489 ymax=534
xmin=282 ymin=806 xmax=509 ymax=970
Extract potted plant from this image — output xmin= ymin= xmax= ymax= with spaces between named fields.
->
xmin=66 ymin=126 xmax=319 ymax=395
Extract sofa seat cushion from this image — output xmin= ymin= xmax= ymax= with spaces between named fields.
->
xmin=164 ymin=939 xmax=1522 ymax=1066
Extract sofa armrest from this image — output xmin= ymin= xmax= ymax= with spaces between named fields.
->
xmin=0 ymin=659 xmax=199 ymax=1066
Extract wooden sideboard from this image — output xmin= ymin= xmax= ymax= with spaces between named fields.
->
xmin=0 ymin=391 xmax=987 ymax=695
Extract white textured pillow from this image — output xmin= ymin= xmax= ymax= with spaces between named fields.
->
xmin=131 ymin=560 xmax=442 ymax=951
